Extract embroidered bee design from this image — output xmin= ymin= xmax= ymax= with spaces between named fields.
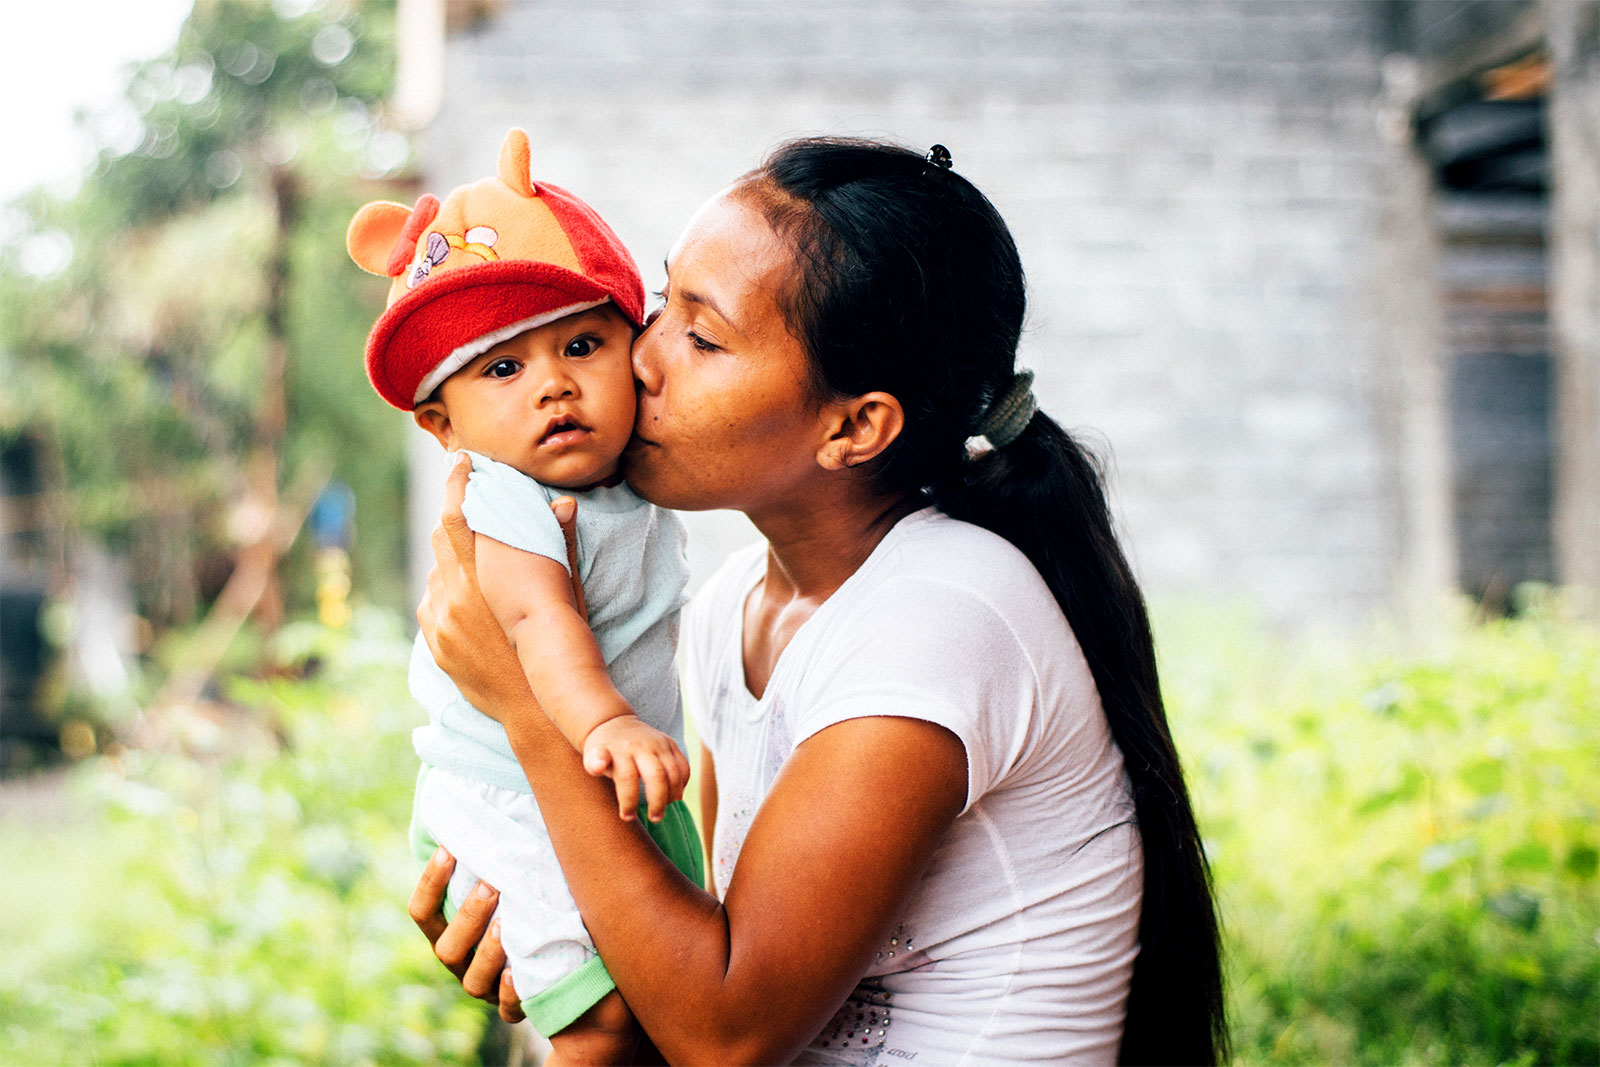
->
xmin=406 ymin=226 xmax=501 ymax=289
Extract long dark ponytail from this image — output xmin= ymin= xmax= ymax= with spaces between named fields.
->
xmin=743 ymin=137 xmax=1228 ymax=1065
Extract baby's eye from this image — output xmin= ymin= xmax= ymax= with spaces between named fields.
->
xmin=485 ymin=358 xmax=520 ymax=378
xmin=564 ymin=336 xmax=599 ymax=359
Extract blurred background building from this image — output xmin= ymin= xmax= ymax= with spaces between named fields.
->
xmin=2 ymin=8 xmax=1595 ymax=1060
xmin=395 ymin=0 xmax=1598 ymax=624
xmin=4 ymin=0 xmax=1596 ymax=761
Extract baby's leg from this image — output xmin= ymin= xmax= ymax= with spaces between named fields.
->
xmin=543 ymin=990 xmax=638 ymax=1066
xmin=417 ymin=769 xmax=627 ymax=1053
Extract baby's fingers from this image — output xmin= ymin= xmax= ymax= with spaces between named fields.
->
xmin=583 ymin=740 xmax=614 ymax=778
xmin=612 ymin=759 xmax=641 ymax=821
xmin=666 ymin=746 xmax=691 ymax=801
xmin=638 ymin=755 xmax=671 ymax=823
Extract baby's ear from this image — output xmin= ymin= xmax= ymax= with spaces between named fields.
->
xmin=412 ymin=401 xmax=454 ymax=449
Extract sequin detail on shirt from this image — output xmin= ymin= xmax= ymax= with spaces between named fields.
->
xmin=813 ymin=977 xmax=893 ymax=1060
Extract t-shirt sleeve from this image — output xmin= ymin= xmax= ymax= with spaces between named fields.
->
xmin=787 ymin=576 xmax=1036 ymax=813
xmin=457 ymin=451 xmax=568 ymax=570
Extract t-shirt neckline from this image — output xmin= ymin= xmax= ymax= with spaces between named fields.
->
xmin=728 ymin=505 xmax=939 ymax=709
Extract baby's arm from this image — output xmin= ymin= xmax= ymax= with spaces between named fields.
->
xmin=473 ymin=533 xmax=688 ymax=820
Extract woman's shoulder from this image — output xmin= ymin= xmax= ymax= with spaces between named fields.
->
xmin=789 ymin=508 xmax=1100 ymax=811
xmin=784 ymin=507 xmax=1074 ymax=695
xmin=853 ymin=507 xmax=1058 ymax=622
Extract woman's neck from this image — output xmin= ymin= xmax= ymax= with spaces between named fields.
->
xmin=751 ymin=488 xmax=925 ymax=603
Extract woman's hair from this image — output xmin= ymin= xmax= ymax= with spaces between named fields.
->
xmin=741 ymin=137 xmax=1229 ymax=1065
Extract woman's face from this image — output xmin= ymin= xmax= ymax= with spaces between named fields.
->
xmin=625 ymin=188 xmax=833 ymax=515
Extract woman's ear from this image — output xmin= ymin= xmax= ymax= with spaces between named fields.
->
xmin=413 ymin=401 xmax=457 ymax=450
xmin=817 ymin=391 xmax=906 ymax=471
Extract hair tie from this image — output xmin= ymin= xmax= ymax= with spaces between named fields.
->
xmin=975 ymin=369 xmax=1037 ymax=449
xmin=925 ymin=144 xmax=953 ymax=170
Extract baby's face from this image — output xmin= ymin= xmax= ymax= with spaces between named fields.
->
xmin=421 ymin=306 xmax=638 ymax=490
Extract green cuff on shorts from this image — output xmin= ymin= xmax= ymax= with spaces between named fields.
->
xmin=642 ymin=796 xmax=706 ymax=891
xmin=522 ymin=953 xmax=616 ymax=1038
xmin=408 ymin=771 xmax=706 ymax=1039
xmin=519 ymin=799 xmax=705 ymax=1038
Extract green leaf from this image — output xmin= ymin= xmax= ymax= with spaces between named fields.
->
xmin=1566 ymin=843 xmax=1599 ymax=880
xmin=1459 ymin=757 xmax=1506 ymax=796
xmin=1356 ymin=766 xmax=1425 ymax=815
xmin=1501 ymin=841 xmax=1553 ymax=873
xmin=1485 ymin=889 xmax=1542 ymax=932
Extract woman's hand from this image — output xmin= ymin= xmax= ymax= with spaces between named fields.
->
xmin=416 ymin=455 xmax=584 ymax=717
xmin=413 ymin=457 xmax=587 ymax=1018
xmin=409 ymin=846 xmax=527 ymax=1022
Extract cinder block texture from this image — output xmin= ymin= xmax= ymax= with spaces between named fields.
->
xmin=418 ymin=0 xmax=1426 ymax=621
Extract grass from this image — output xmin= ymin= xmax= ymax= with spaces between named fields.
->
xmin=1158 ymin=595 xmax=1600 ymax=1065
xmin=1 ymin=597 xmax=1594 ymax=1064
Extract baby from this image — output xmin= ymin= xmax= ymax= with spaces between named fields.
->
xmin=347 ymin=128 xmax=701 ymax=1063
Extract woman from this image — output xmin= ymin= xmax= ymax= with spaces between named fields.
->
xmin=413 ymin=138 xmax=1227 ymax=1064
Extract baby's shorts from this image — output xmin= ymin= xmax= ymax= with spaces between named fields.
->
xmin=410 ymin=763 xmax=704 ymax=1037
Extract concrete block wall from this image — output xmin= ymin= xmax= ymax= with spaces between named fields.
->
xmin=1545 ymin=0 xmax=1600 ymax=608
xmin=410 ymin=0 xmax=1409 ymax=622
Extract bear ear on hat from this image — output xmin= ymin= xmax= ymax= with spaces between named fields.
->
xmin=348 ymin=195 xmax=441 ymax=277
xmin=348 ymin=200 xmax=413 ymax=276
xmin=497 ymin=128 xmax=538 ymax=198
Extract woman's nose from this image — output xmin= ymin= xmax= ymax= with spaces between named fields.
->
xmin=632 ymin=321 xmax=663 ymax=395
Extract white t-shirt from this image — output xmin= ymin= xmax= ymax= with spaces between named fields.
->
xmin=682 ymin=507 xmax=1142 ymax=1065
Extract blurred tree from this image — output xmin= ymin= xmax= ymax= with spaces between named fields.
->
xmin=0 ymin=0 xmax=411 ymax=662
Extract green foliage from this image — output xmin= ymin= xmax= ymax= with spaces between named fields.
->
xmin=4 ymin=602 xmax=1594 ymax=1062
xmin=0 ymin=610 xmax=485 ymax=1064
xmin=0 ymin=0 xmax=409 ymax=623
xmin=88 ymin=0 xmax=396 ymax=227
xmin=1159 ymin=598 xmax=1600 ymax=1065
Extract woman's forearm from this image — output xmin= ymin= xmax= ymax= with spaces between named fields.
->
xmin=499 ymin=703 xmax=967 ymax=1065
xmin=497 ymin=701 xmax=772 ymax=1061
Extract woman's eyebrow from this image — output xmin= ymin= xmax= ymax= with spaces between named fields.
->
xmin=679 ymin=286 xmax=734 ymax=325
xmin=661 ymin=260 xmax=749 ymax=338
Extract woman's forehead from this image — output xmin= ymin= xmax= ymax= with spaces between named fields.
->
xmin=668 ymin=190 xmax=786 ymax=277
xmin=666 ymin=191 xmax=794 ymax=331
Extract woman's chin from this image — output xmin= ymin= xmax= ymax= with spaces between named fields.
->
xmin=620 ymin=458 xmax=711 ymax=511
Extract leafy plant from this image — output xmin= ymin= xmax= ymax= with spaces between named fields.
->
xmin=0 ymin=0 xmax=410 ymax=630
xmin=1160 ymin=596 xmax=1600 ymax=1065
xmin=0 ymin=610 xmax=485 ymax=1064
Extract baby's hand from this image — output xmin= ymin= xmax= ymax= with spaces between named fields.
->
xmin=582 ymin=715 xmax=690 ymax=822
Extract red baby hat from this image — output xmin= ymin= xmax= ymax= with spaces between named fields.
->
xmin=347 ymin=128 xmax=645 ymax=411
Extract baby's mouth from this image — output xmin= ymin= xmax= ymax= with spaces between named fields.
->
xmin=539 ymin=415 xmax=590 ymax=446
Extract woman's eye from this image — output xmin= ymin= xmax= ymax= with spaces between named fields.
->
xmin=486 ymin=358 xmax=519 ymax=378
xmin=564 ymin=336 xmax=598 ymax=359
xmin=688 ymin=331 xmax=717 ymax=352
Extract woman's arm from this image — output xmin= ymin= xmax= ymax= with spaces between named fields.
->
xmin=417 ymin=463 xmax=967 ymax=1063
xmin=697 ymin=743 xmax=718 ymax=894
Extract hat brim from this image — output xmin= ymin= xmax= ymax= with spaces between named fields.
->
xmin=366 ymin=260 xmax=636 ymax=411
